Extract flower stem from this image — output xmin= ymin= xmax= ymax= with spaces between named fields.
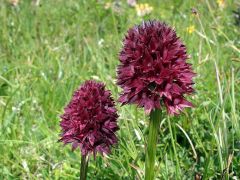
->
xmin=145 ymin=109 xmax=161 ymax=180
xmin=80 ymin=154 xmax=89 ymax=180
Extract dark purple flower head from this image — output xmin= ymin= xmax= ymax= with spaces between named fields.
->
xmin=59 ymin=80 xmax=119 ymax=156
xmin=117 ymin=20 xmax=196 ymax=115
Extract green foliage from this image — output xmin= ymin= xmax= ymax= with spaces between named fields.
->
xmin=0 ymin=0 xmax=239 ymax=179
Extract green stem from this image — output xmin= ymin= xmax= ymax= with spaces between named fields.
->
xmin=80 ymin=154 xmax=89 ymax=180
xmin=145 ymin=109 xmax=161 ymax=180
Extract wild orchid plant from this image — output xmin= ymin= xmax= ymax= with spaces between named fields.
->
xmin=59 ymin=80 xmax=119 ymax=180
xmin=117 ymin=20 xmax=195 ymax=179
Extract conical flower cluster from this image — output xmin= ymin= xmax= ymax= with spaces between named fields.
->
xmin=117 ymin=20 xmax=195 ymax=115
xmin=59 ymin=80 xmax=119 ymax=156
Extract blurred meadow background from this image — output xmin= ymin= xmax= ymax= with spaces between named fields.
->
xmin=0 ymin=0 xmax=240 ymax=179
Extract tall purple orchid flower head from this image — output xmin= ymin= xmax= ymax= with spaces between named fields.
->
xmin=59 ymin=80 xmax=119 ymax=156
xmin=117 ymin=20 xmax=195 ymax=115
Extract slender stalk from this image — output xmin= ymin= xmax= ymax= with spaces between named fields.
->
xmin=145 ymin=109 xmax=161 ymax=180
xmin=80 ymin=154 xmax=89 ymax=180
xmin=167 ymin=117 xmax=181 ymax=179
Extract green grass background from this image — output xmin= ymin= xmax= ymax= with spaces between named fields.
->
xmin=0 ymin=0 xmax=239 ymax=179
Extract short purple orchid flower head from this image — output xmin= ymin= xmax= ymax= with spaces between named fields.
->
xmin=59 ymin=80 xmax=119 ymax=156
xmin=117 ymin=20 xmax=196 ymax=115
